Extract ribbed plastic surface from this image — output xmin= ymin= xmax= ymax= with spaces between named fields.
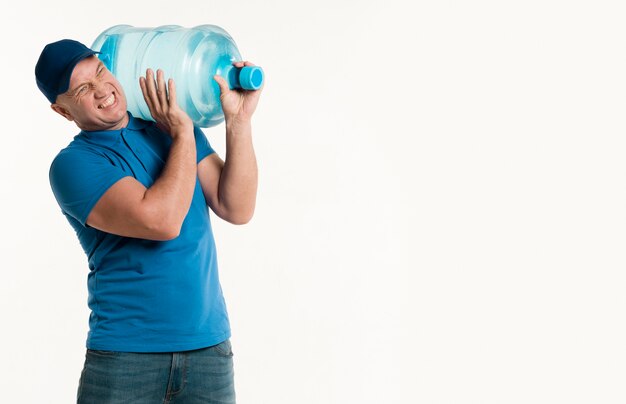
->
xmin=92 ymin=24 xmax=263 ymax=128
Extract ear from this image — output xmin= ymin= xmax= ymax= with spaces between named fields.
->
xmin=51 ymin=103 xmax=74 ymax=122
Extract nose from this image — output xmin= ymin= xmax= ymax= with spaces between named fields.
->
xmin=93 ymin=80 xmax=108 ymax=98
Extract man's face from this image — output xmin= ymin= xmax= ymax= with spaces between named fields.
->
xmin=52 ymin=56 xmax=128 ymax=131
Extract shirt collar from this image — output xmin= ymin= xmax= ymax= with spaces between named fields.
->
xmin=125 ymin=112 xmax=150 ymax=131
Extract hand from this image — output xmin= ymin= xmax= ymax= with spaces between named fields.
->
xmin=139 ymin=69 xmax=193 ymax=138
xmin=213 ymin=61 xmax=263 ymax=125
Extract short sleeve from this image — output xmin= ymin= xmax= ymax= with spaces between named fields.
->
xmin=49 ymin=149 xmax=129 ymax=226
xmin=194 ymin=126 xmax=215 ymax=163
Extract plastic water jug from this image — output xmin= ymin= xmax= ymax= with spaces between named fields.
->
xmin=91 ymin=24 xmax=264 ymax=128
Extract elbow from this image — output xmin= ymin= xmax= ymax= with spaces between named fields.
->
xmin=156 ymin=217 xmax=184 ymax=240
xmin=145 ymin=223 xmax=180 ymax=241
xmin=230 ymin=216 xmax=252 ymax=225
xmin=226 ymin=209 xmax=254 ymax=225
xmin=157 ymin=226 xmax=182 ymax=240
xmin=145 ymin=213 xmax=183 ymax=241
xmin=139 ymin=198 xmax=184 ymax=241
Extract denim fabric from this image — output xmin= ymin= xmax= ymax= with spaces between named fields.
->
xmin=77 ymin=339 xmax=235 ymax=403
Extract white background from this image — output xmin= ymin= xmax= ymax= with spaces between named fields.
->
xmin=1 ymin=0 xmax=625 ymax=403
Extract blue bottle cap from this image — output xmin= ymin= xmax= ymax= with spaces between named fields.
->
xmin=238 ymin=66 xmax=264 ymax=90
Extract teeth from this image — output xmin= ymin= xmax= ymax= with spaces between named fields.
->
xmin=98 ymin=93 xmax=115 ymax=109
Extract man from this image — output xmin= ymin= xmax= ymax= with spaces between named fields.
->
xmin=35 ymin=39 xmax=261 ymax=403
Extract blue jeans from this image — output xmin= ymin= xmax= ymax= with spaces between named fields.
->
xmin=77 ymin=339 xmax=236 ymax=403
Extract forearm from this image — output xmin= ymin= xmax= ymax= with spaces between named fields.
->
xmin=143 ymin=131 xmax=197 ymax=233
xmin=218 ymin=120 xmax=258 ymax=223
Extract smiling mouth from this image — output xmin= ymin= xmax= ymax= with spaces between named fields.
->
xmin=98 ymin=93 xmax=116 ymax=109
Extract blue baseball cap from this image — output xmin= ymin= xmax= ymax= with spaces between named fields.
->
xmin=35 ymin=39 xmax=100 ymax=104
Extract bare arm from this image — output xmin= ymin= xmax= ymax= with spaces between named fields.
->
xmin=198 ymin=120 xmax=257 ymax=224
xmin=198 ymin=61 xmax=262 ymax=224
xmin=86 ymin=69 xmax=196 ymax=240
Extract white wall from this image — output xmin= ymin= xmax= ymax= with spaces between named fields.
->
xmin=1 ymin=0 xmax=625 ymax=402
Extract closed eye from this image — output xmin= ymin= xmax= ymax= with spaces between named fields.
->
xmin=76 ymin=85 xmax=89 ymax=96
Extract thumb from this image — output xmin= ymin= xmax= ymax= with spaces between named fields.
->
xmin=213 ymin=75 xmax=230 ymax=96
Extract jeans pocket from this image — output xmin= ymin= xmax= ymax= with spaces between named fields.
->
xmin=213 ymin=339 xmax=233 ymax=357
xmin=87 ymin=349 xmax=118 ymax=357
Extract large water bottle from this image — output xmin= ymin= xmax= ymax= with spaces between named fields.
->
xmin=91 ymin=24 xmax=264 ymax=128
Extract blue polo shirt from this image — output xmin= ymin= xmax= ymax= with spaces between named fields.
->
xmin=49 ymin=112 xmax=230 ymax=352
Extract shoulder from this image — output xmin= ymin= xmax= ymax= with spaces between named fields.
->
xmin=50 ymin=140 xmax=103 ymax=168
xmin=49 ymin=138 xmax=115 ymax=183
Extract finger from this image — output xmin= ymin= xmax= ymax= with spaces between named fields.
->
xmin=139 ymin=77 xmax=156 ymax=113
xmin=213 ymin=75 xmax=230 ymax=95
xmin=167 ymin=78 xmax=177 ymax=106
xmin=145 ymin=69 xmax=162 ymax=113
xmin=156 ymin=69 xmax=168 ymax=108
xmin=233 ymin=60 xmax=256 ymax=67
